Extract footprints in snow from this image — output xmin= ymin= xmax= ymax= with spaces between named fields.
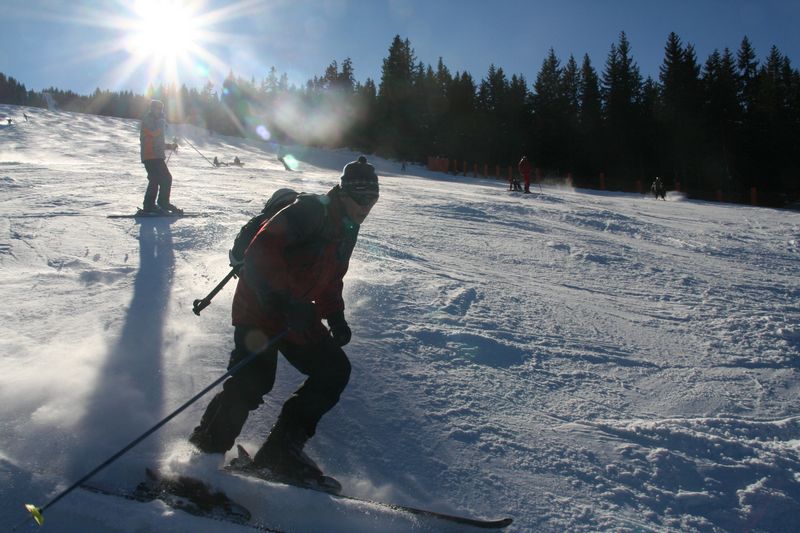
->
xmin=414 ymin=284 xmax=529 ymax=368
xmin=441 ymin=286 xmax=477 ymax=317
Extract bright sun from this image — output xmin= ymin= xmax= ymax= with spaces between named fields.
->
xmin=63 ymin=0 xmax=261 ymax=93
xmin=127 ymin=0 xmax=200 ymax=62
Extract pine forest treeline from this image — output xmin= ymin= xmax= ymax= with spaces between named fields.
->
xmin=2 ymin=32 xmax=798 ymax=206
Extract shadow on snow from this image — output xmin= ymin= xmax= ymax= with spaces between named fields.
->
xmin=68 ymin=219 xmax=175 ymax=481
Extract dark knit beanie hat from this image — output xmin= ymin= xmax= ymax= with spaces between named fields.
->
xmin=341 ymin=156 xmax=379 ymax=201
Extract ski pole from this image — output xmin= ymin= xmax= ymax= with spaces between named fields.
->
xmin=180 ymin=136 xmax=217 ymax=167
xmin=18 ymin=329 xmax=288 ymax=529
xmin=193 ymin=267 xmax=239 ymax=316
xmin=165 ymin=136 xmax=178 ymax=163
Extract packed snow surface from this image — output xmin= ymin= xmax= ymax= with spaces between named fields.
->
xmin=1 ymin=105 xmax=799 ymax=532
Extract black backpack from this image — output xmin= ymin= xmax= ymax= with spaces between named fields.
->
xmin=229 ymin=188 xmax=299 ymax=265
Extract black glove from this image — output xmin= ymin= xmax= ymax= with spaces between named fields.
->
xmin=327 ymin=311 xmax=352 ymax=347
xmin=229 ymin=248 xmax=244 ymax=273
xmin=286 ymin=302 xmax=318 ymax=335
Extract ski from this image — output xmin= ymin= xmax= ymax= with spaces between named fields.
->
xmin=107 ymin=209 xmax=206 ymax=219
xmin=80 ymin=469 xmax=284 ymax=533
xmin=82 ymin=460 xmax=512 ymax=531
xmin=226 ymin=445 xmax=513 ymax=529
xmin=311 ymin=489 xmax=513 ymax=529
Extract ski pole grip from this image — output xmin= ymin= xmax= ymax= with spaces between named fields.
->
xmin=193 ymin=298 xmax=211 ymax=316
xmin=192 ymin=268 xmax=238 ymax=316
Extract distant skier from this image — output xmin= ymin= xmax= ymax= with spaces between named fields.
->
xmin=23 ymin=113 xmax=29 ymax=121
xmin=189 ymin=156 xmax=380 ymax=489
xmin=519 ymin=155 xmax=532 ymax=193
xmin=651 ymin=176 xmax=666 ymax=200
xmin=509 ymin=174 xmax=522 ymax=192
xmin=140 ymin=99 xmax=181 ymax=214
xmin=6 ymin=118 xmax=12 ymax=125
xmin=233 ymin=156 xmax=242 ymax=166
xmin=213 ymin=156 xmax=226 ymax=167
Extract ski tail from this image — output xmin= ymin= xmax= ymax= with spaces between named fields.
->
xmin=80 ymin=468 xmax=258 ymax=527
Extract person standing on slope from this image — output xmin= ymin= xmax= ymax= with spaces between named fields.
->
xmin=189 ymin=156 xmax=380 ymax=488
xmin=518 ymin=155 xmax=532 ymax=194
xmin=651 ymin=176 xmax=666 ymax=200
xmin=140 ymin=99 xmax=181 ymax=214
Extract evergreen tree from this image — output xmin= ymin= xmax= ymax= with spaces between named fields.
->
xmin=376 ymin=35 xmax=417 ymax=159
xmin=659 ymin=32 xmax=703 ymax=190
xmin=443 ymin=71 xmax=478 ymax=163
xmin=351 ymin=78 xmax=378 ymax=153
xmin=220 ymin=72 xmax=245 ymax=135
xmin=532 ymin=49 xmax=567 ymax=171
xmin=750 ymin=46 xmax=797 ymax=198
xmin=560 ymin=55 xmax=581 ymax=173
xmin=602 ymin=32 xmax=644 ymax=185
xmin=639 ymin=76 xmax=662 ymax=182
xmin=578 ymin=54 xmax=603 ymax=180
xmin=476 ymin=64 xmax=508 ymax=164
xmin=504 ymin=73 xmax=531 ymax=166
xmin=737 ymin=36 xmax=759 ymax=112
xmin=417 ymin=59 xmax=452 ymax=158
xmin=703 ymin=48 xmax=742 ymax=196
xmin=0 ymin=73 xmax=33 ymax=105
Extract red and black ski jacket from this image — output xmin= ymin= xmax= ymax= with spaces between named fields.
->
xmin=232 ymin=187 xmax=359 ymax=344
xmin=518 ymin=157 xmax=532 ymax=177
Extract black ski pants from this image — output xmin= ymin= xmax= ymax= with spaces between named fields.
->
xmin=191 ymin=325 xmax=351 ymax=453
xmin=142 ymin=159 xmax=173 ymax=208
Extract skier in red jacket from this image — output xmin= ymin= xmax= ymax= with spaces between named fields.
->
xmin=518 ymin=155 xmax=532 ymax=194
xmin=189 ymin=156 xmax=379 ymax=489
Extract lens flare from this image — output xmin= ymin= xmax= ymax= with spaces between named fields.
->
xmin=282 ymin=154 xmax=300 ymax=171
xmin=268 ymin=91 xmax=360 ymax=146
xmin=194 ymin=62 xmax=210 ymax=77
xmin=256 ymin=125 xmax=271 ymax=140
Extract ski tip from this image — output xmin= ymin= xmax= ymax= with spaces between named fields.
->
xmin=24 ymin=503 xmax=44 ymax=526
xmin=235 ymin=444 xmax=251 ymax=459
xmin=494 ymin=517 xmax=513 ymax=528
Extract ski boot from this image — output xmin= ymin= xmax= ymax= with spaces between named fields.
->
xmin=159 ymin=203 xmax=184 ymax=215
xmin=140 ymin=204 xmax=167 ymax=216
xmin=228 ymin=444 xmax=341 ymax=494
xmin=233 ymin=422 xmax=341 ymax=493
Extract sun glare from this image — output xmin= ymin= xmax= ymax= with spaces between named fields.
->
xmin=22 ymin=0 xmax=270 ymax=110
xmin=99 ymin=0 xmax=255 ymax=92
xmin=127 ymin=1 xmax=200 ymax=62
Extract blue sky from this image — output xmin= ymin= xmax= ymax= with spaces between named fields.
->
xmin=2 ymin=0 xmax=798 ymax=95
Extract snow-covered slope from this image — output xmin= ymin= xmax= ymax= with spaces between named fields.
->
xmin=1 ymin=104 xmax=799 ymax=532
